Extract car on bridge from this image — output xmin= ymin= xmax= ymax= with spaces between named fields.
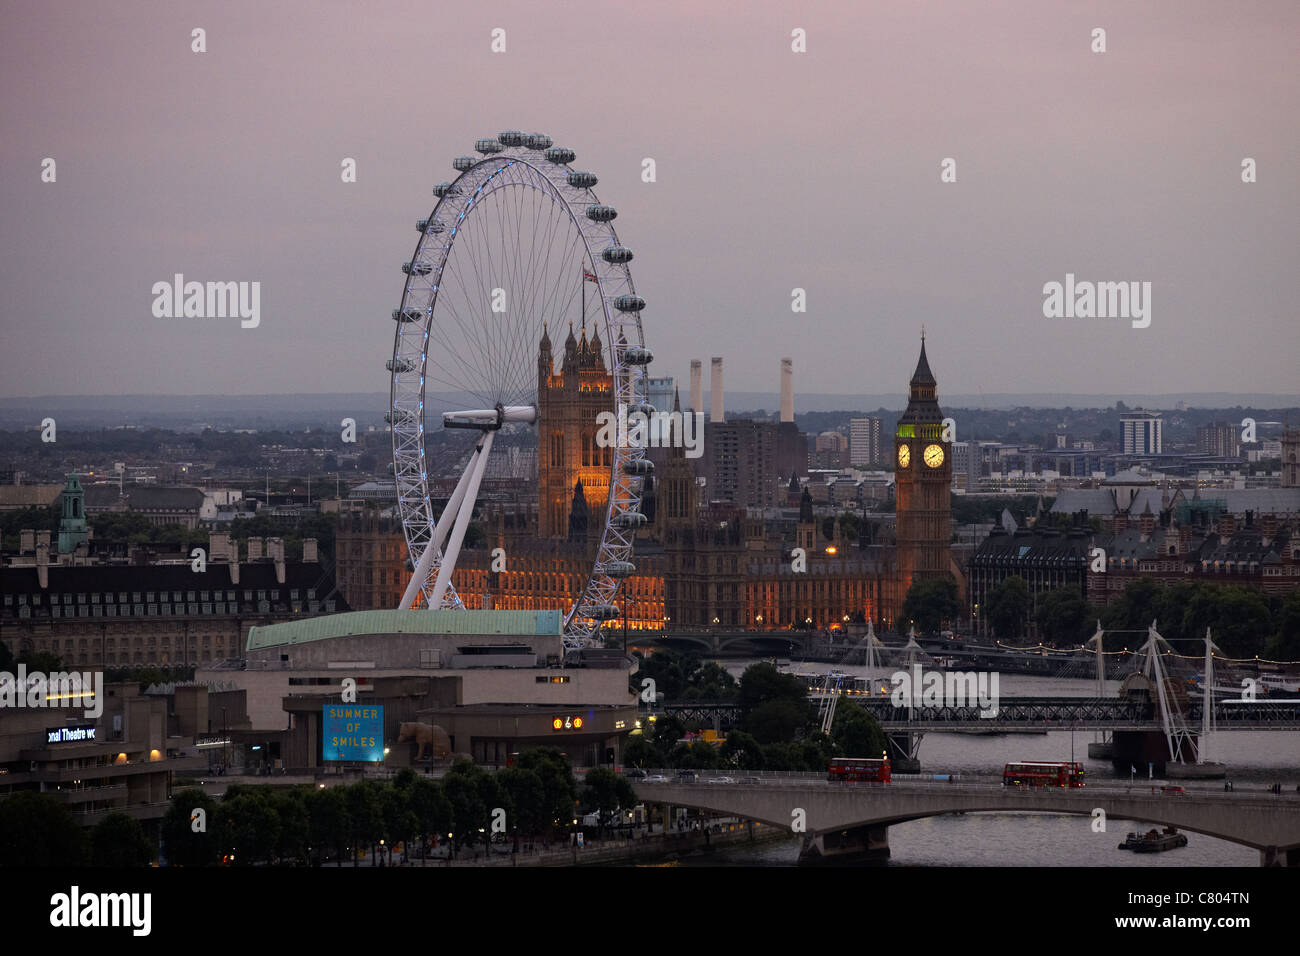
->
xmin=643 ymin=774 xmax=669 ymax=783
xmin=706 ymin=776 xmax=736 ymax=785
xmin=676 ymin=770 xmax=698 ymax=783
xmin=624 ymin=769 xmax=647 ymax=780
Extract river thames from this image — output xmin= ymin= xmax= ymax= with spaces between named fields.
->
xmin=681 ymin=660 xmax=1300 ymax=866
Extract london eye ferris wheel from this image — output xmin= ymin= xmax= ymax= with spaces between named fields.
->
xmin=388 ymin=130 xmax=653 ymax=651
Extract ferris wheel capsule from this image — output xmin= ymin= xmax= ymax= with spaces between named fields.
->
xmin=627 ymin=403 xmax=656 ymax=417
xmin=388 ymin=133 xmax=650 ymax=650
xmin=613 ymin=295 xmax=645 ymax=313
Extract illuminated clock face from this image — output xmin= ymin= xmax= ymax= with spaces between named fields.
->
xmin=897 ymin=444 xmax=910 ymax=468
xmin=923 ymin=444 xmax=945 ymax=468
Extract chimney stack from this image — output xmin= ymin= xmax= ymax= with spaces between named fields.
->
xmin=36 ymin=541 xmax=49 ymax=590
xmin=208 ymin=531 xmax=231 ymax=563
xmin=247 ymin=536 xmax=263 ymax=561
xmin=267 ymin=537 xmax=286 ymax=584
xmin=780 ymin=358 xmax=794 ymax=423
xmin=710 ymin=357 xmax=724 ymax=423
xmin=303 ymin=538 xmax=318 ymax=563
xmin=689 ymin=360 xmax=703 ymax=414
xmin=19 ymin=529 xmax=34 ymax=554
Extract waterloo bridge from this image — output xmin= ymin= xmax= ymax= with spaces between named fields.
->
xmin=631 ymin=774 xmax=1300 ymax=866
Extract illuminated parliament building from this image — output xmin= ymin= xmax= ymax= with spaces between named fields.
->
xmin=336 ymin=334 xmax=959 ymax=636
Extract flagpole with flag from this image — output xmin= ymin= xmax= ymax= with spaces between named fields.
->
xmin=581 ymin=260 xmax=598 ymax=336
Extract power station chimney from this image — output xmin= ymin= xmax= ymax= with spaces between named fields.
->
xmin=689 ymin=360 xmax=703 ymax=413
xmin=780 ymin=357 xmax=794 ymax=423
xmin=710 ymin=357 xmax=724 ymax=423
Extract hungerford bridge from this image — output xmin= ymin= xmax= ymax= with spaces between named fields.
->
xmin=665 ymin=624 xmax=1300 ymax=769
xmin=630 ymin=774 xmax=1300 ymax=866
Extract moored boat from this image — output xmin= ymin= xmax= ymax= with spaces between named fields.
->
xmin=1118 ymin=826 xmax=1188 ymax=853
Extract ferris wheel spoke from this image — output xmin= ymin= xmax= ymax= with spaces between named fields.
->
xmin=390 ymin=133 xmax=648 ymax=646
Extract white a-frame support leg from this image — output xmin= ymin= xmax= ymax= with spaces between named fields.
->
xmin=399 ymin=431 xmax=495 ymax=610
xmin=426 ymin=430 xmax=494 ymax=610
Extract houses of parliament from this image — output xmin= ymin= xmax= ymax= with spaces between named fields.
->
xmin=335 ymin=330 xmax=958 ymax=636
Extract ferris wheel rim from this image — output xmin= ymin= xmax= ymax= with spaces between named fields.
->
xmin=388 ymin=135 xmax=652 ymax=649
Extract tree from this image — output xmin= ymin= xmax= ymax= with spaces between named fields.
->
xmin=986 ymin=575 xmax=1032 ymax=640
xmin=380 ymin=784 xmax=419 ymax=863
xmin=621 ymin=735 xmax=665 ymax=769
xmin=830 ymin=700 xmax=887 ymax=759
xmin=214 ymin=791 xmax=281 ymax=866
xmin=497 ymin=768 xmax=546 ymax=848
xmin=720 ymin=730 xmax=765 ymax=770
xmin=16 ymin=650 xmax=63 ymax=672
xmin=406 ymin=778 xmax=452 ymax=863
xmin=443 ymin=762 xmax=491 ymax=857
xmin=668 ymin=740 xmax=723 ymax=770
xmin=344 ymin=781 xmax=383 ymax=867
xmin=1035 ymin=588 xmax=1095 ymax=646
xmin=0 ymin=791 xmax=86 ymax=866
xmin=737 ymin=662 xmax=812 ymax=742
xmin=580 ymin=768 xmax=636 ymax=838
xmin=269 ymin=788 xmax=310 ymax=865
xmin=746 ymin=698 xmax=810 ymax=745
xmin=1269 ymin=590 xmax=1300 ymax=660
xmin=901 ymin=576 xmax=961 ymax=635
xmin=90 ymin=813 xmax=154 ymax=867
xmin=737 ymin=662 xmax=808 ymax=723
xmin=513 ymin=748 xmax=577 ymax=839
xmin=161 ymin=788 xmax=218 ymax=866
xmin=306 ymin=785 xmax=351 ymax=866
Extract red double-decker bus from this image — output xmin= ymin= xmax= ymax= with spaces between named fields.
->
xmin=1003 ymin=761 xmax=1085 ymax=788
xmin=827 ymin=757 xmax=891 ymax=783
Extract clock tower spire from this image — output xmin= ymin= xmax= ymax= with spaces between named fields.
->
xmin=892 ymin=333 xmax=953 ymax=627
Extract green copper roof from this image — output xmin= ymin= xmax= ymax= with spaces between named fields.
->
xmin=246 ymin=609 xmax=562 ymax=651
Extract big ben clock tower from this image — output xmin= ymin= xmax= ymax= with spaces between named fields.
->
xmin=893 ymin=331 xmax=953 ymax=617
